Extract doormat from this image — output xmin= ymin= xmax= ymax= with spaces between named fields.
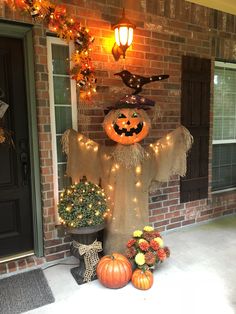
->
xmin=0 ymin=268 xmax=55 ymax=314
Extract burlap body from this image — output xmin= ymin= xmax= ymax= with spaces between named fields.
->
xmin=62 ymin=126 xmax=193 ymax=254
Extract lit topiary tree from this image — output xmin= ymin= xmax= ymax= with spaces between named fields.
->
xmin=58 ymin=179 xmax=108 ymax=228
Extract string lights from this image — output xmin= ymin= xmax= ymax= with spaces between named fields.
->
xmin=58 ymin=180 xmax=108 ymax=228
xmin=4 ymin=0 xmax=97 ymax=101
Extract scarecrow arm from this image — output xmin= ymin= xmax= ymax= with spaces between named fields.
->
xmin=148 ymin=126 xmax=193 ymax=183
xmin=62 ymin=129 xmax=101 ymax=185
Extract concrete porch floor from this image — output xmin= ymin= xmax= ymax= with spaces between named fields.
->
xmin=27 ymin=215 xmax=236 ymax=314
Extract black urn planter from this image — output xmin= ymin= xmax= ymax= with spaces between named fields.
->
xmin=66 ymin=223 xmax=105 ymax=285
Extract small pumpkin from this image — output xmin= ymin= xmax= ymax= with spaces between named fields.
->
xmin=96 ymin=252 xmax=132 ymax=288
xmin=131 ymin=268 xmax=154 ymax=290
xmin=103 ymin=108 xmax=151 ymax=145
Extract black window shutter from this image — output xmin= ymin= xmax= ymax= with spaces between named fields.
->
xmin=180 ymin=55 xmax=211 ymax=203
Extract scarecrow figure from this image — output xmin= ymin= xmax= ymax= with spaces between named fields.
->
xmin=62 ymin=94 xmax=193 ymax=254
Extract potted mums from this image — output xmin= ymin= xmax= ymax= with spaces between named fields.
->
xmin=125 ymin=226 xmax=170 ymax=290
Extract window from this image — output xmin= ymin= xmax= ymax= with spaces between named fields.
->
xmin=212 ymin=61 xmax=236 ymax=191
xmin=47 ymin=37 xmax=77 ymax=212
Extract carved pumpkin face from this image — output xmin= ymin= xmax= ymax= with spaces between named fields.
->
xmin=103 ymin=108 xmax=151 ymax=145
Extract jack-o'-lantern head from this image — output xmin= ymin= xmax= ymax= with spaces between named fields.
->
xmin=103 ymin=106 xmax=151 ymax=145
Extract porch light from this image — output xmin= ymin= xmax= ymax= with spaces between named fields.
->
xmin=112 ymin=8 xmax=136 ymax=61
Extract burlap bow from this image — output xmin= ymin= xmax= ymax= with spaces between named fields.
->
xmin=73 ymin=239 xmax=103 ymax=282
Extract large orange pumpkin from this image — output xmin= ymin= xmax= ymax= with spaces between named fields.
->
xmin=131 ymin=268 xmax=153 ymax=290
xmin=103 ymin=108 xmax=151 ymax=145
xmin=96 ymin=253 xmax=132 ymax=288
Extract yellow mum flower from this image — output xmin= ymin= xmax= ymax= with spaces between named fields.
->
xmin=154 ymin=237 xmax=164 ymax=248
xmin=133 ymin=230 xmax=143 ymax=237
xmin=143 ymin=226 xmax=154 ymax=232
xmin=138 ymin=238 xmax=148 ymax=244
xmin=135 ymin=253 xmax=145 ymax=266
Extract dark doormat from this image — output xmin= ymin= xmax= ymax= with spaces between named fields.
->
xmin=0 ymin=268 xmax=55 ymax=314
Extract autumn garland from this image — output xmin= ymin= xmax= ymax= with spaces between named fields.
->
xmin=5 ymin=0 xmax=97 ymax=101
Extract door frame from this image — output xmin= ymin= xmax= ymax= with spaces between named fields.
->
xmin=0 ymin=21 xmax=43 ymax=257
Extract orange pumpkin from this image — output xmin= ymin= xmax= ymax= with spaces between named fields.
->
xmin=96 ymin=252 xmax=132 ymax=288
xmin=131 ymin=268 xmax=153 ymax=290
xmin=103 ymin=108 xmax=151 ymax=145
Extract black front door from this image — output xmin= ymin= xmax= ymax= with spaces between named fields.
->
xmin=0 ymin=36 xmax=33 ymax=258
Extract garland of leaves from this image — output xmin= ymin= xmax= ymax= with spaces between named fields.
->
xmin=5 ymin=0 xmax=97 ymax=101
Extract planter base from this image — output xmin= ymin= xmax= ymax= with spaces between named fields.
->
xmin=70 ymin=261 xmax=97 ymax=285
xmin=67 ymin=224 xmax=105 ymax=285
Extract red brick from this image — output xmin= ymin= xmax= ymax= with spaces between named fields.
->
xmin=45 ymin=239 xmax=63 ymax=248
xmin=154 ymin=220 xmax=170 ymax=228
xmin=165 ymin=211 xmax=181 ymax=219
xmin=163 ymin=199 xmax=179 ymax=206
xmin=200 ymin=209 xmax=213 ymax=216
xmin=182 ymin=219 xmax=195 ymax=226
xmin=46 ymin=252 xmax=65 ymax=262
xmin=26 ymin=256 xmax=36 ymax=267
xmin=7 ymin=262 xmax=17 ymax=273
xmin=18 ymin=259 xmax=27 ymax=270
xmin=0 ymin=263 xmax=7 ymax=275
xmin=171 ymin=216 xmax=185 ymax=223
xmin=186 ymin=200 xmax=200 ymax=209
xmin=45 ymin=244 xmax=70 ymax=255
xmin=149 ymin=214 xmax=165 ymax=223
xmin=151 ymin=207 xmax=169 ymax=215
xmin=166 ymin=222 xmax=181 ymax=230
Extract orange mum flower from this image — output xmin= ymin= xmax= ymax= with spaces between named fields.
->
xmin=139 ymin=241 xmax=150 ymax=251
xmin=157 ymin=248 xmax=166 ymax=261
xmin=150 ymin=239 xmax=160 ymax=251
xmin=127 ymin=239 xmax=136 ymax=248
xmin=126 ymin=247 xmax=137 ymax=258
xmin=145 ymin=251 xmax=156 ymax=266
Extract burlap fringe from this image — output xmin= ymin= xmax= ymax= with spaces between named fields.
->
xmin=61 ymin=129 xmax=71 ymax=155
xmin=111 ymin=143 xmax=148 ymax=168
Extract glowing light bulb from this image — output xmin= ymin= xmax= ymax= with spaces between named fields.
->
xmin=136 ymin=166 xmax=141 ymax=174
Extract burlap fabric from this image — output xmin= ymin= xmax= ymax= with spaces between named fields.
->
xmin=72 ymin=239 xmax=102 ymax=282
xmin=62 ymin=126 xmax=193 ymax=254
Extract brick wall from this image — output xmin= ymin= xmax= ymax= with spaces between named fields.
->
xmin=0 ymin=0 xmax=236 ymax=274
